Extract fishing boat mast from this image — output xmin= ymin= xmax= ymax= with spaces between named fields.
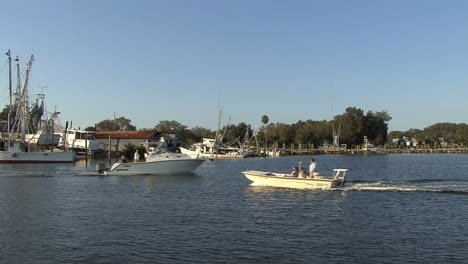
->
xmin=5 ymin=50 xmax=12 ymax=111
xmin=214 ymin=108 xmax=223 ymax=154
xmin=4 ymin=50 xmax=12 ymax=142
xmin=15 ymin=56 xmax=21 ymax=106
xmin=19 ymin=55 xmax=34 ymax=151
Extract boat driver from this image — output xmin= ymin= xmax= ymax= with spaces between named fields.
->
xmin=309 ymin=159 xmax=317 ymax=178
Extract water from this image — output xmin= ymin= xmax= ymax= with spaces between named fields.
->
xmin=1 ymin=154 xmax=468 ymax=263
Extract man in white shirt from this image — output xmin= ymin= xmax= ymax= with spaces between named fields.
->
xmin=309 ymin=159 xmax=317 ymax=178
xmin=134 ymin=150 xmax=140 ymax=162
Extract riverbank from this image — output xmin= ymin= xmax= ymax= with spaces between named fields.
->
xmin=280 ymin=147 xmax=468 ymax=155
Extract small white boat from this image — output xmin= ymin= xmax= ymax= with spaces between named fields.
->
xmin=104 ymin=146 xmax=205 ymax=176
xmin=241 ymin=169 xmax=348 ymax=189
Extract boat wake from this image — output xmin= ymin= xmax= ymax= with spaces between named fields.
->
xmin=344 ymin=179 xmax=468 ymax=195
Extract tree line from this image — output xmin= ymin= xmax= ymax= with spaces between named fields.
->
xmin=0 ymin=102 xmax=468 ymax=148
xmin=87 ymin=107 xmax=393 ymax=149
xmin=258 ymin=107 xmax=391 ymax=149
xmin=4 ymin=103 xmax=467 ymax=148
xmin=389 ymin=123 xmax=468 ymax=148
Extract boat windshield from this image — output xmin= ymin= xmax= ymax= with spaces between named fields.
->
xmin=154 ymin=148 xmax=170 ymax=155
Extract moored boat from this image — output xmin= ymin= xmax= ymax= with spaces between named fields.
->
xmin=0 ymin=143 xmax=76 ymax=163
xmin=241 ymin=169 xmax=348 ymax=189
xmin=180 ymin=146 xmax=249 ymax=159
xmin=58 ymin=128 xmax=102 ymax=153
xmin=0 ymin=51 xmax=76 ymax=163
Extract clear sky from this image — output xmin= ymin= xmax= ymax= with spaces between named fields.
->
xmin=1 ymin=0 xmax=467 ymax=131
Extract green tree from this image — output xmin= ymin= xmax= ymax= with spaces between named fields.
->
xmin=294 ymin=121 xmax=314 ymax=146
xmin=190 ymin=126 xmax=215 ymax=143
xmin=0 ymin=105 xmax=10 ymax=121
xmin=364 ymin=111 xmax=392 ymax=146
xmin=221 ymin=122 xmax=252 ymax=147
xmin=0 ymin=105 xmax=19 ymax=131
xmin=96 ymin=116 xmax=136 ymax=131
xmin=276 ymin=123 xmax=294 ymax=145
xmin=387 ymin=122 xmax=468 ymax=148
xmin=261 ymin=115 xmax=269 ymax=125
xmin=334 ymin=107 xmax=365 ymax=148
xmin=154 ymin=120 xmax=198 ymax=144
xmin=154 ymin=120 xmax=188 ymax=135
xmin=311 ymin=120 xmax=333 ymax=147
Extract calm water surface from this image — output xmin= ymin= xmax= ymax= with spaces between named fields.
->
xmin=1 ymin=154 xmax=468 ymax=263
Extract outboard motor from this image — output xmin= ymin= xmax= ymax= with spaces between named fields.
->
xmin=332 ymin=169 xmax=348 ymax=188
xmin=96 ymin=163 xmax=109 ymax=174
xmin=335 ymin=177 xmax=346 ymax=187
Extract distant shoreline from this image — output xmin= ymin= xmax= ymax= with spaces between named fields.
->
xmin=276 ymin=148 xmax=468 ymax=156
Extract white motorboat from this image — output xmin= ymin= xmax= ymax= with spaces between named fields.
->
xmin=241 ymin=169 xmax=348 ymax=189
xmin=104 ymin=145 xmax=205 ymax=176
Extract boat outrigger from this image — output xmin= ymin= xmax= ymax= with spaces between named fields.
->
xmin=242 ymin=168 xmax=348 ymax=189
xmin=0 ymin=51 xmax=76 ymax=163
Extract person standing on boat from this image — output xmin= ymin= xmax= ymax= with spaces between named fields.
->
xmin=309 ymin=159 xmax=317 ymax=178
xmin=134 ymin=150 xmax=140 ymax=162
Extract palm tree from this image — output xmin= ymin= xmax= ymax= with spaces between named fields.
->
xmin=261 ymin=115 xmax=269 ymax=156
xmin=261 ymin=115 xmax=269 ymax=126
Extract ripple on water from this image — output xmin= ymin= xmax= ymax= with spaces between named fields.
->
xmin=1 ymin=154 xmax=468 ymax=263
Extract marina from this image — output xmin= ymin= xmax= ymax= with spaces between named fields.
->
xmin=1 ymin=2 xmax=468 ymax=263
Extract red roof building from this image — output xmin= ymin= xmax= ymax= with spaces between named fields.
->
xmin=95 ymin=130 xmax=159 ymax=140
xmin=94 ymin=130 xmax=160 ymax=152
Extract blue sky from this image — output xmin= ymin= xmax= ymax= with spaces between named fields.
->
xmin=1 ymin=0 xmax=468 ymax=131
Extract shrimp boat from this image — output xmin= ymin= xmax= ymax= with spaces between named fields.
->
xmin=0 ymin=51 xmax=76 ymax=163
xmin=241 ymin=169 xmax=348 ymax=189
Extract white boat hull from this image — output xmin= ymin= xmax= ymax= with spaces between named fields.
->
xmin=242 ymin=170 xmax=346 ymax=189
xmin=0 ymin=151 xmax=76 ymax=163
xmin=105 ymin=158 xmax=205 ymax=175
